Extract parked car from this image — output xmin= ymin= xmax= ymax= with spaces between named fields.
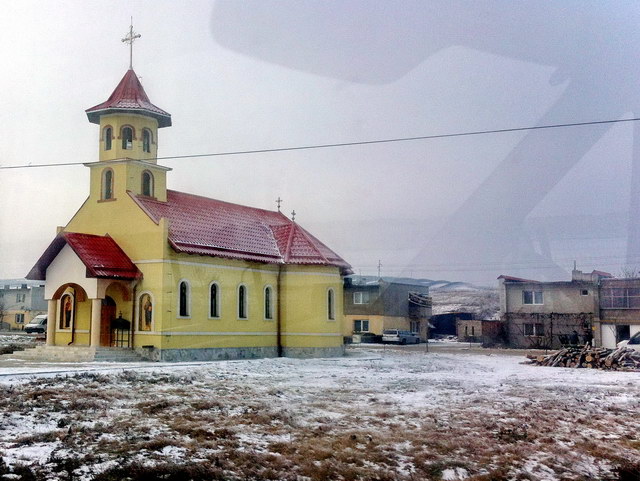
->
xmin=617 ymin=331 xmax=640 ymax=352
xmin=24 ymin=315 xmax=47 ymax=334
xmin=382 ymin=329 xmax=420 ymax=345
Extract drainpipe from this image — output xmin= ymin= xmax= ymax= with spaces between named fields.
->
xmin=277 ymin=265 xmax=283 ymax=357
xmin=130 ymin=281 xmax=138 ymax=350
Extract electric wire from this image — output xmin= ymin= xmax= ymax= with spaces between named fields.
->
xmin=1 ymin=115 xmax=639 ymax=170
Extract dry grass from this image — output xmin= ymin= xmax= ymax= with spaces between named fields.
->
xmin=0 ymin=355 xmax=638 ymax=480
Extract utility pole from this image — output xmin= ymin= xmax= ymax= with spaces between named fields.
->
xmin=377 ymin=260 xmax=382 ymax=279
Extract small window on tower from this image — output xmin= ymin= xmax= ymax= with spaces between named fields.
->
xmin=142 ymin=129 xmax=152 ymax=153
xmin=102 ymin=169 xmax=114 ymax=200
xmin=121 ymin=126 xmax=133 ymax=150
xmin=142 ymin=171 xmax=154 ymax=197
xmin=104 ymin=127 xmax=112 ymax=150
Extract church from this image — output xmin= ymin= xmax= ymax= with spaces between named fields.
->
xmin=26 ymin=30 xmax=351 ymax=361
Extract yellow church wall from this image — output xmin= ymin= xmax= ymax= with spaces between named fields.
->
xmin=279 ymin=265 xmax=344 ymax=349
xmin=153 ymin=253 xmax=282 ymax=350
xmin=98 ymin=113 xmax=159 ymax=162
xmin=64 ymin=192 xmax=166 ymax=263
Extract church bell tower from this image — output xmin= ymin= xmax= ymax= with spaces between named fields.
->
xmin=84 ymin=23 xmax=172 ymax=202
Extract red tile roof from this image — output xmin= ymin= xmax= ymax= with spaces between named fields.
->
xmin=86 ymin=69 xmax=171 ymax=127
xmin=131 ymin=190 xmax=352 ymax=274
xmin=26 ymin=233 xmax=141 ymax=281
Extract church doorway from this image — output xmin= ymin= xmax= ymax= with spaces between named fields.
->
xmin=100 ymin=296 xmax=116 ymax=346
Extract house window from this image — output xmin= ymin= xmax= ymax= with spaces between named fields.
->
xmin=142 ymin=129 xmax=152 ymax=153
xmin=138 ymin=293 xmax=153 ymax=331
xmin=238 ymin=285 xmax=248 ymax=319
xmin=209 ymin=282 xmax=220 ymax=318
xmin=410 ymin=320 xmax=420 ymax=333
xmin=524 ymin=323 xmax=545 ymax=336
xmin=178 ymin=281 xmax=190 ymax=317
xmin=601 ymin=287 xmax=640 ymax=309
xmin=581 ymin=289 xmax=589 ymax=296
xmin=523 ymin=290 xmax=543 ymax=305
xmin=354 ymin=319 xmax=369 ymax=332
xmin=59 ymin=293 xmax=74 ymax=329
xmin=327 ymin=288 xmax=335 ymax=320
xmin=142 ymin=171 xmax=154 ymax=197
xmin=16 ymin=293 xmax=25 ymax=303
xmin=264 ymin=286 xmax=273 ymax=320
xmin=104 ymin=126 xmax=112 ymax=150
xmin=15 ymin=313 xmax=24 ymax=324
xmin=353 ymin=291 xmax=370 ymax=304
xmin=102 ymin=169 xmax=114 ymax=200
xmin=121 ymin=126 xmax=133 ymax=150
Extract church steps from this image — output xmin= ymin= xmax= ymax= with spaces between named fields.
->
xmin=0 ymin=345 xmax=149 ymax=363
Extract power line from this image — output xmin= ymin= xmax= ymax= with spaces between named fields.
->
xmin=1 ymin=116 xmax=639 ymax=170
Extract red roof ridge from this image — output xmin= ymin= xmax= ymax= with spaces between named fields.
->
xmin=166 ymin=190 xmax=281 ymax=216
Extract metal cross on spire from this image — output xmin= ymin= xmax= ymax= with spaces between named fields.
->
xmin=291 ymin=210 xmax=296 ymax=221
xmin=122 ymin=18 xmax=141 ymax=69
xmin=276 ymin=197 xmax=283 ymax=212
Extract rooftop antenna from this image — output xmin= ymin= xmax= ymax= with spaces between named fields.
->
xmin=276 ymin=197 xmax=283 ymax=212
xmin=122 ymin=18 xmax=142 ymax=69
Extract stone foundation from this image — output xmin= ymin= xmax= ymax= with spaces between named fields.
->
xmin=135 ymin=345 xmax=345 ymax=362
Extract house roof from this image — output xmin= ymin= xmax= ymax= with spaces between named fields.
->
xmin=497 ymin=275 xmax=540 ymax=283
xmin=131 ymin=190 xmax=352 ymax=274
xmin=85 ymin=69 xmax=171 ymax=127
xmin=26 ymin=232 xmax=142 ymax=281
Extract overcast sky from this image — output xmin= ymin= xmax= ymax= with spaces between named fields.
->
xmin=1 ymin=1 xmax=638 ymax=285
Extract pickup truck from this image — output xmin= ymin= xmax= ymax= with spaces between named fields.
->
xmin=382 ymin=329 xmax=420 ymax=345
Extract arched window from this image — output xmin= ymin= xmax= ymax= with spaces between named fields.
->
xmin=142 ymin=129 xmax=152 ymax=153
xmin=264 ymin=286 xmax=273 ymax=320
xmin=104 ymin=126 xmax=112 ymax=151
xmin=102 ymin=169 xmax=114 ymax=200
xmin=142 ymin=171 xmax=154 ymax=197
xmin=327 ymin=288 xmax=335 ymax=320
xmin=238 ymin=284 xmax=248 ymax=319
xmin=138 ymin=292 xmax=153 ymax=331
xmin=209 ymin=282 xmax=220 ymax=318
xmin=121 ymin=126 xmax=133 ymax=150
xmin=178 ymin=280 xmax=190 ymax=317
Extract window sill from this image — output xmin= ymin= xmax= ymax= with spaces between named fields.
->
xmin=98 ymin=198 xmax=117 ymax=203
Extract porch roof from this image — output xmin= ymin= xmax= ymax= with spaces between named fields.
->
xmin=26 ymin=232 xmax=141 ymax=281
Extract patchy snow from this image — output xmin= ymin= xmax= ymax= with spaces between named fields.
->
xmin=0 ymin=345 xmax=637 ymax=480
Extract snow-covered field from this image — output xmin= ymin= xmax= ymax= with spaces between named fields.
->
xmin=0 ymin=345 xmax=638 ymax=480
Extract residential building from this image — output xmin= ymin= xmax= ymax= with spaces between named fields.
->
xmin=599 ymin=277 xmax=640 ymax=348
xmin=498 ymin=270 xmax=609 ymax=349
xmin=343 ymin=276 xmax=432 ymax=341
xmin=0 ymin=279 xmax=47 ymax=330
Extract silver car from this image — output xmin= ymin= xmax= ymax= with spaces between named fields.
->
xmin=382 ymin=329 xmax=420 ymax=345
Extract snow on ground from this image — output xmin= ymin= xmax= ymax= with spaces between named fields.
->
xmin=0 ymin=345 xmax=638 ymax=480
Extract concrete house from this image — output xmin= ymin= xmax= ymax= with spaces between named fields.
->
xmin=343 ymin=276 xmax=432 ymax=341
xmin=599 ymin=277 xmax=640 ymax=348
xmin=498 ymin=269 xmax=610 ymax=349
xmin=0 ymin=280 xmax=47 ymax=330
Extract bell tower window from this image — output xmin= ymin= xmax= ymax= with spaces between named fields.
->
xmin=121 ymin=126 xmax=134 ymax=150
xmin=104 ymin=127 xmax=112 ymax=151
xmin=142 ymin=129 xmax=152 ymax=153
xmin=102 ymin=169 xmax=114 ymax=200
xmin=142 ymin=171 xmax=154 ymax=197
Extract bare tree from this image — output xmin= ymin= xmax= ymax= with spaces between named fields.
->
xmin=0 ymin=299 xmax=6 ymax=330
xmin=619 ymin=267 xmax=640 ymax=278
